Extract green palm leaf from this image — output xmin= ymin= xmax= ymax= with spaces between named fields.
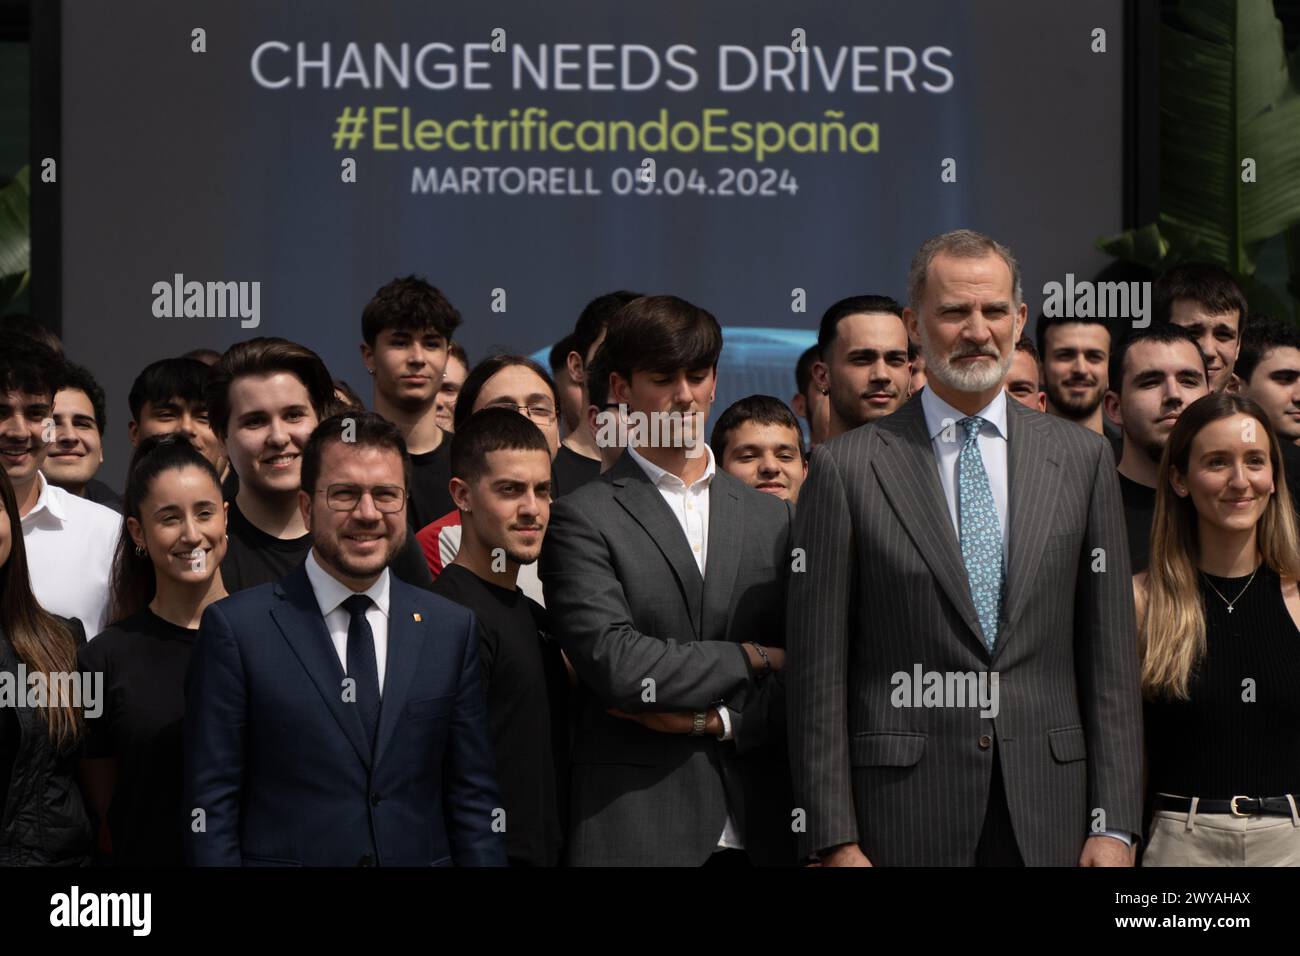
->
xmin=0 ymin=165 xmax=31 ymax=306
xmin=1099 ymin=0 xmax=1300 ymax=292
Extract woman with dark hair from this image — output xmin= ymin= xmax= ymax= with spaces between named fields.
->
xmin=78 ymin=435 xmax=228 ymax=865
xmin=1136 ymin=393 xmax=1300 ymax=865
xmin=0 ymin=469 xmax=92 ymax=865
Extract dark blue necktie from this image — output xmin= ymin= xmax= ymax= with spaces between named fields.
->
xmin=342 ymin=593 xmax=381 ymax=750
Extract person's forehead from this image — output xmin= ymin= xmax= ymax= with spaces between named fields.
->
xmin=477 ymin=366 xmax=550 ymax=407
xmin=0 ymin=387 xmax=51 ymax=408
xmin=319 ymin=441 xmax=403 ymax=477
xmin=481 ymin=447 xmax=552 ymax=480
xmin=1169 ymin=300 xmax=1240 ymax=330
xmin=1126 ymin=339 xmax=1203 ymax=378
xmin=1253 ymin=345 xmax=1300 ymax=372
xmin=926 ymin=252 xmax=1014 ymax=300
xmin=837 ymin=312 xmax=908 ymax=349
xmin=445 ymin=355 xmax=469 ymax=379
xmin=381 ymin=324 xmax=444 ymax=341
xmin=229 ymin=371 xmax=312 ymax=410
xmin=1044 ymin=322 xmax=1110 ymax=351
xmin=54 ymin=388 xmax=95 ymax=415
xmin=1008 ymin=350 xmax=1039 ymax=380
xmin=143 ymin=393 xmax=199 ymax=412
xmin=144 ymin=465 xmax=221 ymax=501
xmin=729 ymin=419 xmax=802 ymax=449
xmin=1192 ymin=415 xmax=1268 ymax=451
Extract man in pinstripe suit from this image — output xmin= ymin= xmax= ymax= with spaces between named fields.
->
xmin=788 ymin=230 xmax=1144 ymax=866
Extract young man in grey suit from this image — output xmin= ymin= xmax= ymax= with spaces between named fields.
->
xmin=788 ymin=230 xmax=1144 ymax=867
xmin=540 ymin=295 xmax=794 ymax=866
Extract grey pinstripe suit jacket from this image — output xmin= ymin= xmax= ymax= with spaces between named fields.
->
xmin=787 ymin=392 xmax=1143 ymax=865
xmin=541 ymin=453 xmax=796 ymax=866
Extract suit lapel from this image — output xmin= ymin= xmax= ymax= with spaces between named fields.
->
xmin=1001 ymin=401 xmax=1063 ymax=643
xmin=701 ymin=473 xmax=744 ymax=642
xmin=270 ymin=564 xmax=372 ymax=769
xmin=870 ymin=398 xmax=986 ymax=650
xmin=611 ymin=454 xmax=704 ymax=640
xmin=372 ymin=585 xmax=420 ymax=769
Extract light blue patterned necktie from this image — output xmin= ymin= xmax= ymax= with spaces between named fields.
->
xmin=957 ymin=416 xmax=1003 ymax=652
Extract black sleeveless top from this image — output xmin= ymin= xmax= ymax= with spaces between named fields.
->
xmin=1144 ymin=565 xmax=1300 ymax=798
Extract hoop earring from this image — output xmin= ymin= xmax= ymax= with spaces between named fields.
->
xmin=134 ymin=544 xmax=147 ymax=557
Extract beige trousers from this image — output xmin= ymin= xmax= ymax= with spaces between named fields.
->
xmin=1143 ymin=794 xmax=1300 ymax=866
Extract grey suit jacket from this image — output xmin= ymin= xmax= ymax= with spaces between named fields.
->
xmin=540 ymin=453 xmax=795 ymax=866
xmin=787 ymin=393 xmax=1143 ymax=865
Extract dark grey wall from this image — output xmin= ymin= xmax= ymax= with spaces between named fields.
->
xmin=60 ymin=0 xmax=1124 ymax=489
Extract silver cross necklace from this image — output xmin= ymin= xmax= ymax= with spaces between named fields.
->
xmin=1201 ymin=565 xmax=1261 ymax=614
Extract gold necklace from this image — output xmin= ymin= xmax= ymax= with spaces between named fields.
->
xmin=1201 ymin=565 xmax=1261 ymax=614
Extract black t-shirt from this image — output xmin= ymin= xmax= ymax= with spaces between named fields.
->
xmin=1118 ymin=471 xmax=1157 ymax=574
xmin=84 ymin=478 xmax=123 ymax=513
xmin=220 ymin=498 xmax=433 ymax=592
xmin=77 ymin=608 xmax=195 ymax=866
xmin=408 ymin=433 xmax=455 ymax=532
xmin=220 ymin=468 xmax=239 ymax=502
xmin=553 ymin=444 xmax=600 ymax=498
xmin=431 ymin=564 xmax=568 ymax=866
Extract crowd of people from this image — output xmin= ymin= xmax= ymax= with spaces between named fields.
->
xmin=0 ymin=227 xmax=1296 ymax=867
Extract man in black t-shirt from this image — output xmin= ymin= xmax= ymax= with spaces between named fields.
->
xmin=1103 ymin=325 xmax=1209 ymax=573
xmin=360 ymin=276 xmax=462 ymax=530
xmin=431 ymin=408 xmax=569 ymax=866
xmin=207 ymin=337 xmax=432 ymax=592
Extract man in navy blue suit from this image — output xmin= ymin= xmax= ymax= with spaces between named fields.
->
xmin=184 ymin=411 xmax=506 ymax=866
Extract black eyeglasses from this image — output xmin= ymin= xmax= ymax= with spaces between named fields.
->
xmin=319 ymin=483 xmax=406 ymax=513
xmin=485 ymin=402 xmax=556 ymax=423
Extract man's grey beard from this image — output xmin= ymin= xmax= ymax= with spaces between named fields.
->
xmin=918 ymin=323 xmax=1013 ymax=393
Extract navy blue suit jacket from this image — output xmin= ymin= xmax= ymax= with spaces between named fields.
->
xmin=183 ymin=562 xmax=506 ymax=866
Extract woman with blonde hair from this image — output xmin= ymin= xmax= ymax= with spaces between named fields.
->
xmin=1136 ymin=392 xmax=1300 ymax=865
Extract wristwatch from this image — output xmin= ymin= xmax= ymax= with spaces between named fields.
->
xmin=690 ymin=711 xmax=708 ymax=736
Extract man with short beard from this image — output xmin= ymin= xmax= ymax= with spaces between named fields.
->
xmin=789 ymin=229 xmax=1142 ymax=868
xmin=184 ymin=412 xmax=505 ymax=866
xmin=432 ymin=408 xmax=569 ymax=866
xmin=1036 ymin=314 xmax=1111 ymax=434
xmin=812 ymin=295 xmax=911 ymax=438
xmin=1102 ymin=325 xmax=1210 ymax=573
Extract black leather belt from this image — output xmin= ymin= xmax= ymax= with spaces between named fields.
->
xmin=1154 ymin=794 xmax=1297 ymax=817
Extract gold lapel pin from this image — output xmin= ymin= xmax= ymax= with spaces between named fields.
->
xmin=412 ymin=612 xmax=422 ymax=622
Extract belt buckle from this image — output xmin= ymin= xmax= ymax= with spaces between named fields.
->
xmin=1229 ymin=795 xmax=1253 ymax=817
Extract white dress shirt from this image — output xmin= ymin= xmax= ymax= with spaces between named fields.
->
xmin=21 ymin=472 xmax=120 ymax=637
xmin=305 ymin=550 xmax=391 ymax=696
xmin=625 ymin=444 xmax=743 ymax=851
